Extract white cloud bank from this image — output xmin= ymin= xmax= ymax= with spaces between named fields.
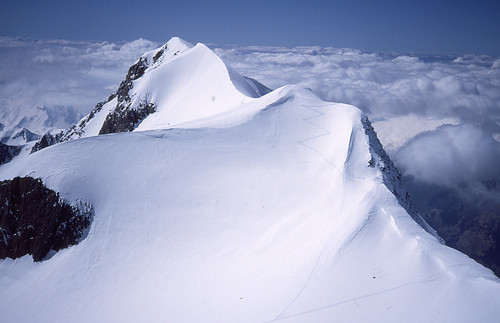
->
xmin=396 ymin=124 xmax=500 ymax=187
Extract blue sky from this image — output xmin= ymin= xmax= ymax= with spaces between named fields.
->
xmin=2 ymin=0 xmax=500 ymax=55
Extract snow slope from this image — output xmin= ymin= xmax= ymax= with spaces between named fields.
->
xmin=134 ymin=42 xmax=258 ymax=131
xmin=1 ymin=38 xmax=499 ymax=322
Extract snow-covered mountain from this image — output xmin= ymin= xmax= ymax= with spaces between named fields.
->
xmin=0 ymin=106 xmax=81 ymax=146
xmin=36 ymin=37 xmax=269 ymax=147
xmin=1 ymin=37 xmax=499 ymax=322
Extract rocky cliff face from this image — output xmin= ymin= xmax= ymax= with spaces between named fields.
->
xmin=0 ymin=176 xmax=93 ymax=261
xmin=362 ymin=116 xmax=442 ymax=241
xmin=99 ymin=56 xmax=157 ymax=134
xmin=0 ymin=142 xmax=21 ymax=165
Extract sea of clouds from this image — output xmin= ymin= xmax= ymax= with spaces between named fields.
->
xmin=1 ymin=37 xmax=499 ymax=206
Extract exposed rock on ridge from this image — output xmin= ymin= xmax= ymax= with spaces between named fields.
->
xmin=99 ymin=56 xmax=155 ymax=134
xmin=362 ymin=116 xmax=442 ymax=242
xmin=31 ymin=131 xmax=60 ymax=153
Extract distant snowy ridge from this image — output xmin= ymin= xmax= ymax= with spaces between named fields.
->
xmin=0 ymin=107 xmax=82 ymax=148
xmin=1 ymin=128 xmax=40 ymax=146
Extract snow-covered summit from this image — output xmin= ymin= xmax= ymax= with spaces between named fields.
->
xmin=52 ymin=37 xmax=270 ymax=143
xmin=141 ymin=36 xmax=194 ymax=66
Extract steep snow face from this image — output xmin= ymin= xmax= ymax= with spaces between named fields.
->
xmin=0 ymin=85 xmax=499 ymax=322
xmin=132 ymin=42 xmax=268 ymax=131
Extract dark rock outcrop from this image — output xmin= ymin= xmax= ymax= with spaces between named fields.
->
xmin=0 ymin=176 xmax=93 ymax=261
xmin=30 ymin=131 xmax=61 ymax=153
xmin=152 ymin=48 xmax=164 ymax=63
xmin=0 ymin=142 xmax=21 ymax=165
xmin=99 ymin=57 xmax=156 ymax=134
xmin=99 ymin=100 xmax=156 ymax=134
xmin=114 ymin=56 xmax=148 ymax=109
